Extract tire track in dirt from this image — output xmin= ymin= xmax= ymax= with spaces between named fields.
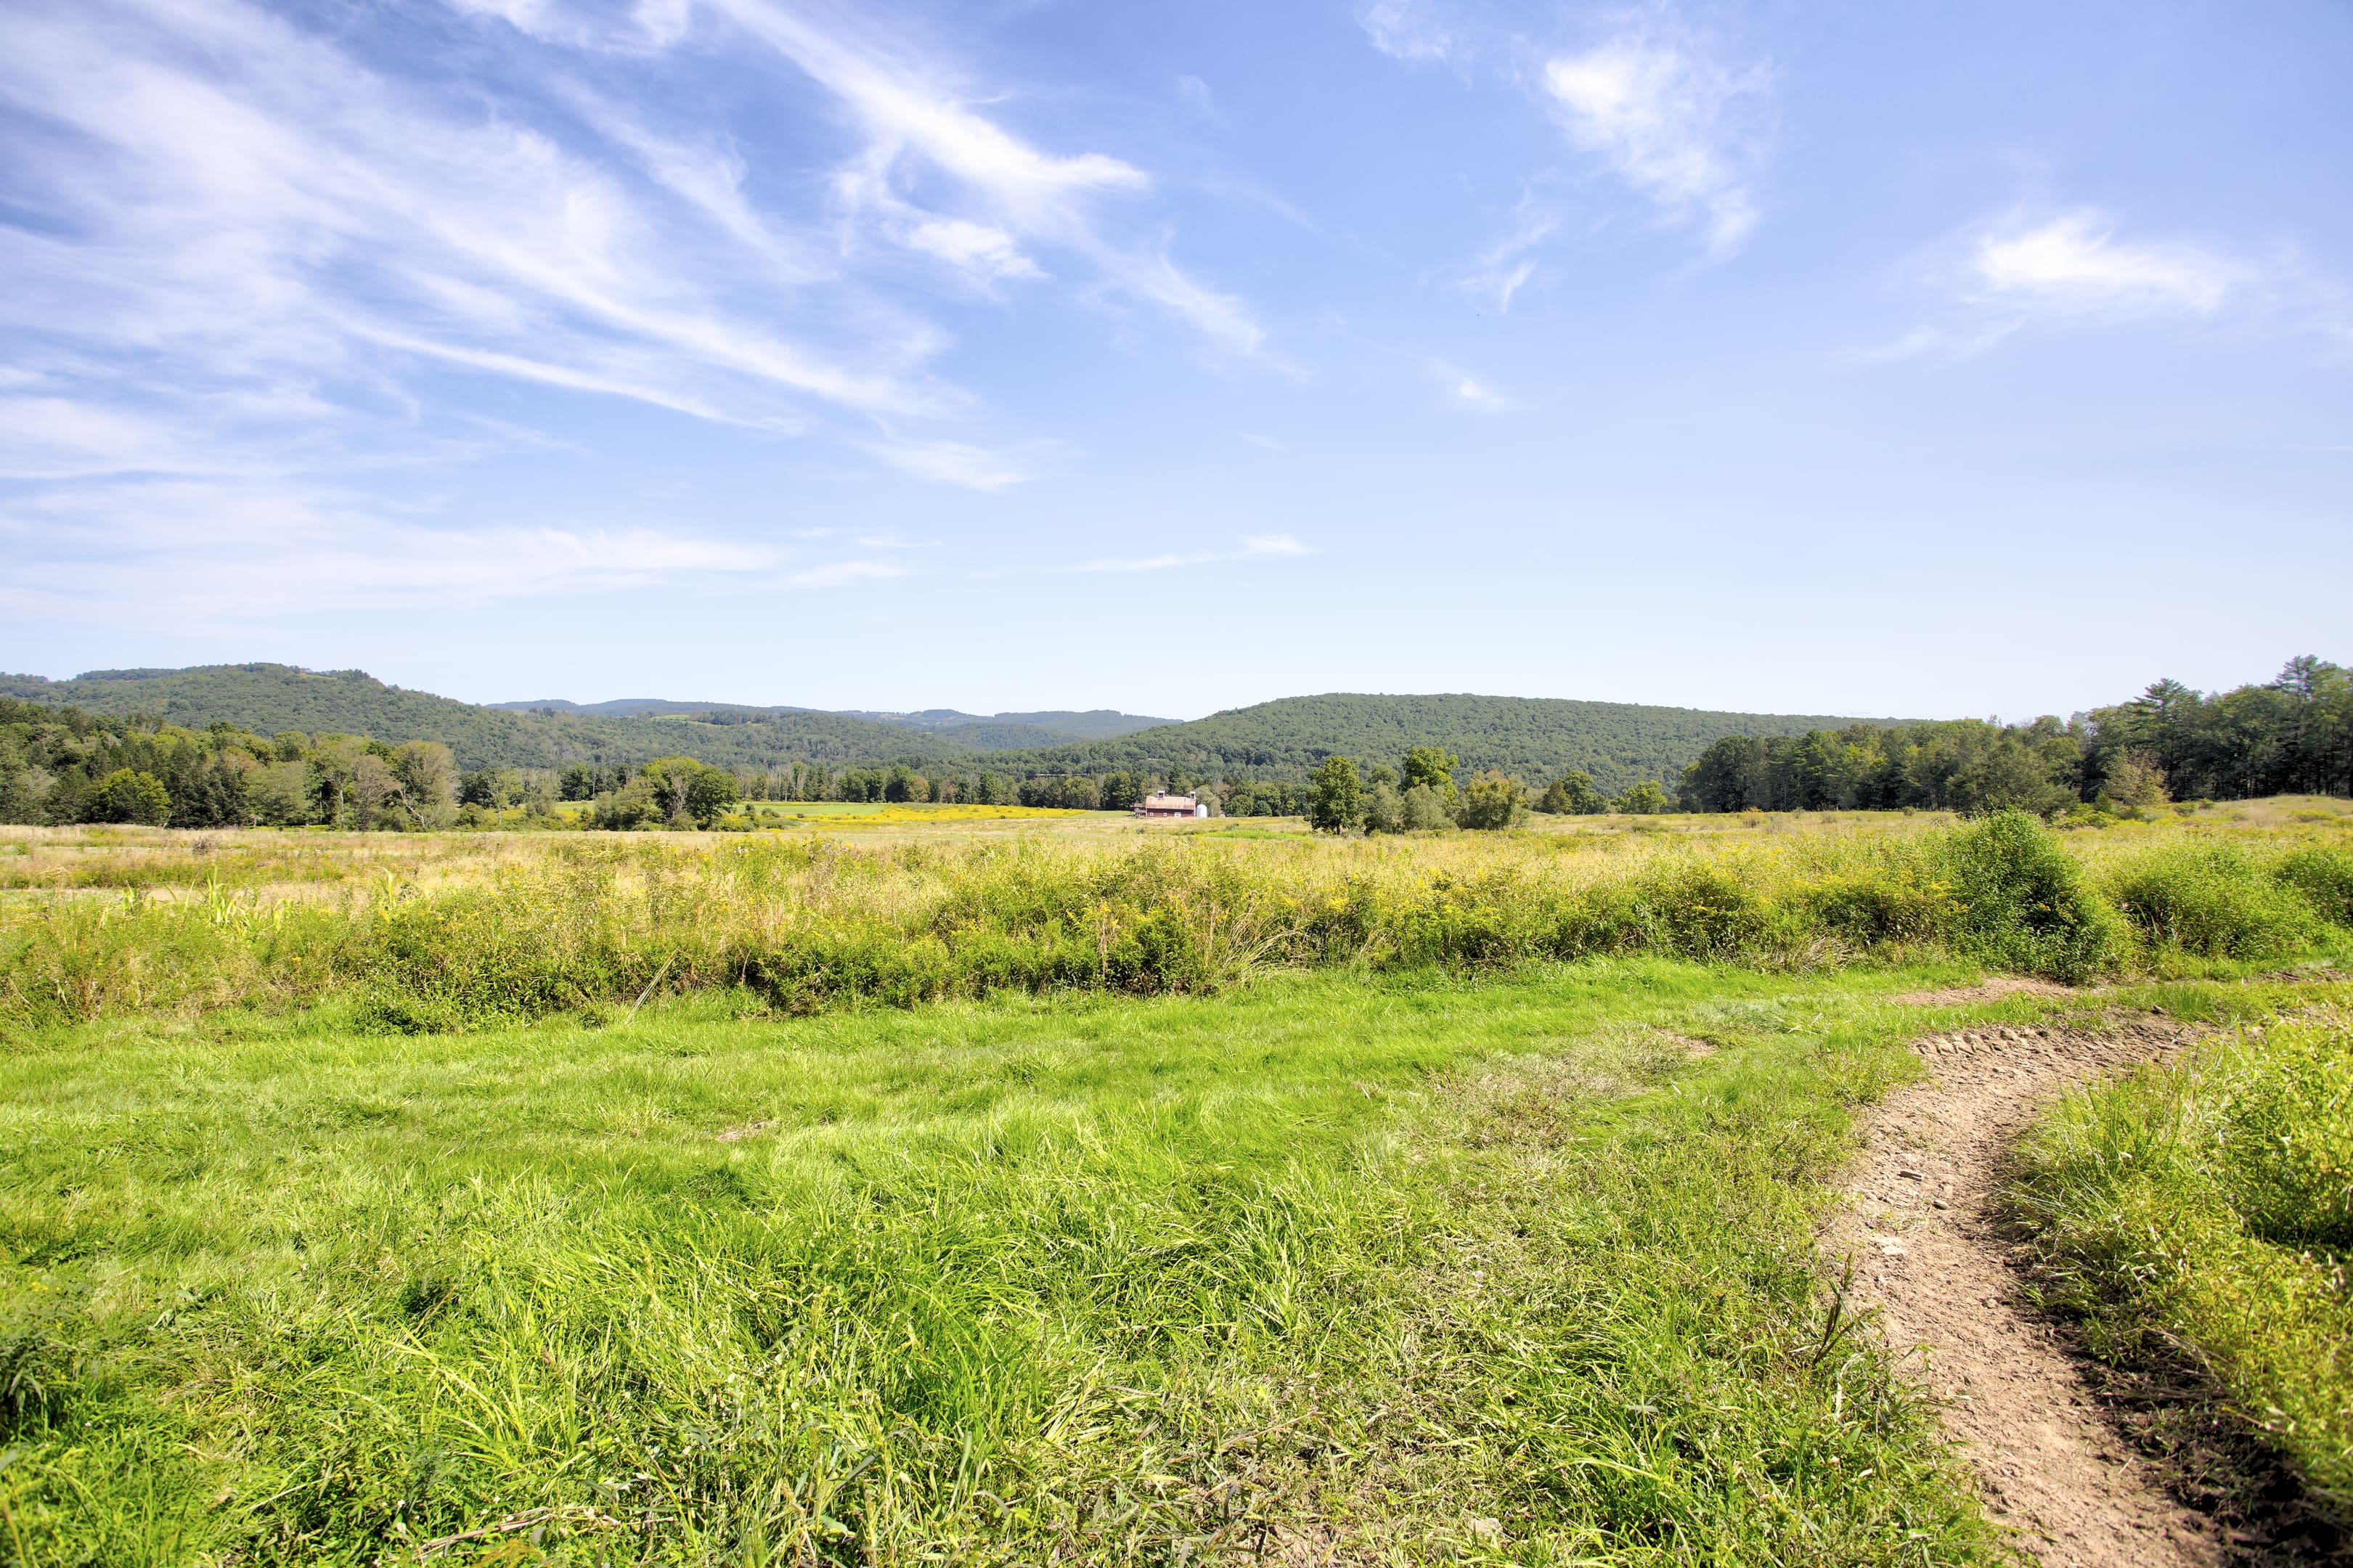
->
xmin=1825 ymin=1017 xmax=2227 ymax=1568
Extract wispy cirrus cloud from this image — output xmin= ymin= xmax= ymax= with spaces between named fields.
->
xmin=0 ymin=476 xmax=901 ymax=619
xmin=1970 ymin=212 xmax=2240 ymax=316
xmin=1872 ymin=207 xmax=2314 ymax=360
xmin=1070 ymin=534 xmax=1309 ymax=573
xmin=1541 ymin=28 xmax=1769 ymax=257
xmin=1432 ymin=362 xmax=1510 ymax=412
xmin=1361 ymin=2 xmax=1771 ymax=305
xmin=0 ymin=0 xmax=1264 ymax=540
xmin=700 ymin=0 xmax=1265 ymax=357
xmin=1359 ymin=0 xmax=1472 ymax=68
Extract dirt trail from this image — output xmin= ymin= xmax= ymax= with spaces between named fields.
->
xmin=1826 ymin=1018 xmax=2226 ymax=1568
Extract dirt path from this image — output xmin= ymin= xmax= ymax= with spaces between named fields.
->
xmin=1825 ymin=1018 xmax=2227 ymax=1568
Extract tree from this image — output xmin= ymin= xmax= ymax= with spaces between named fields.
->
xmin=592 ymin=777 xmax=663 ymax=830
xmin=1363 ymin=780 xmax=1404 ymax=834
xmin=89 ymin=767 xmax=171 ymax=825
xmin=1537 ymin=770 xmax=1607 ymax=814
xmin=1457 ymin=769 xmax=1525 ymax=830
xmin=2102 ymin=751 xmax=2169 ymax=809
xmin=1401 ymin=746 xmax=1458 ymax=799
xmin=1400 ymin=783 xmax=1452 ymax=830
xmin=1613 ymin=780 xmax=1671 ymax=814
xmin=884 ymin=764 xmax=923 ymax=803
xmin=640 ymin=756 xmax=714 ymax=824
xmin=391 ymin=741 xmax=458 ymax=829
xmin=1308 ymin=756 xmax=1363 ymax=833
xmin=1099 ymin=770 xmax=1144 ymax=812
xmin=684 ymin=767 xmax=741 ymax=827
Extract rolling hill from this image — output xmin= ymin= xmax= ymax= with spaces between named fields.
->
xmin=987 ymin=693 xmax=1904 ymax=793
xmin=489 ymin=699 xmax=1175 ymax=748
xmin=0 ymin=666 xmax=976 ymax=774
xmin=0 ymin=666 xmax=1902 ymax=791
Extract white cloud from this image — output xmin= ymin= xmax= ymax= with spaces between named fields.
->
xmin=1973 ymin=212 xmax=2239 ymax=314
xmin=1432 ymin=363 xmax=1509 ymax=412
xmin=0 ymin=0 xmax=1264 ymax=535
xmin=709 ymin=0 xmax=1263 ymax=356
xmin=1360 ymin=0 xmax=1469 ymax=66
xmin=788 ymin=558 xmax=905 ymax=588
xmin=1362 ymin=6 xmax=1770 ymax=279
xmin=1071 ymin=534 xmax=1310 ymax=572
xmin=1868 ymin=208 xmax=2307 ymax=362
xmin=869 ymin=439 xmax=1032 ymax=491
xmin=1542 ymin=33 xmax=1768 ymax=256
xmin=0 ymin=479 xmax=775 ymax=617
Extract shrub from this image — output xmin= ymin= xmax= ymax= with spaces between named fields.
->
xmin=1938 ymin=811 xmax=2124 ymax=981
xmin=2108 ymin=841 xmax=2323 ymax=960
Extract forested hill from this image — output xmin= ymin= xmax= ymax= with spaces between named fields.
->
xmin=488 ymin=698 xmax=1175 ymax=748
xmin=0 ymin=666 xmax=1886 ymax=789
xmin=0 ymin=666 xmax=976 ymax=774
xmin=997 ymin=693 xmax=1894 ymax=793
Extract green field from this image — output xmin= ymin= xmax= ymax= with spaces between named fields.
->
xmin=2 ymin=809 xmax=2350 ymax=1564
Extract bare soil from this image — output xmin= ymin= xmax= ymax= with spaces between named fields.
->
xmin=1889 ymin=978 xmax=2084 ymax=1008
xmin=1825 ymin=1018 xmax=2227 ymax=1568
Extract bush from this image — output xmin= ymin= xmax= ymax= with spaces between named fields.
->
xmin=1938 ymin=811 xmax=2124 ymax=981
xmin=2108 ymin=841 xmax=2323 ymax=960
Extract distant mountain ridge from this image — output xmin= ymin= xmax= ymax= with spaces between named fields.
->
xmin=0 ymin=665 xmax=1909 ymax=791
xmin=490 ymin=698 xmax=1176 ymax=746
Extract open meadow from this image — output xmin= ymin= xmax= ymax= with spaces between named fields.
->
xmin=3 ymin=806 xmax=2350 ymax=1564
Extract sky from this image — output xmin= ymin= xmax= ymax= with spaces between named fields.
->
xmin=1 ymin=0 xmax=2347 ymax=722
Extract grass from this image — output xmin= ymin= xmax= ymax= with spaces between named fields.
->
xmin=1 ymin=804 xmax=2348 ymax=1561
xmin=0 ymin=954 xmax=2197 ymax=1567
xmin=7 ymin=808 xmax=2348 ymax=1038
xmin=2007 ymin=1005 xmax=2353 ymax=1522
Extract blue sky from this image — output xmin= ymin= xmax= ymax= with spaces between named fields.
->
xmin=1 ymin=0 xmax=2346 ymax=721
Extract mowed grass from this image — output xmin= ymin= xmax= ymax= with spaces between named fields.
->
xmin=0 ymin=956 xmax=2161 ymax=1567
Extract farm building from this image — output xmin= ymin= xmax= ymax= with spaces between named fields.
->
xmin=1133 ymin=793 xmax=1207 ymax=819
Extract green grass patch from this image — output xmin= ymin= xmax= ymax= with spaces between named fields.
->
xmin=2008 ymin=1008 xmax=2353 ymax=1519
xmin=0 ymin=959 xmax=2042 ymax=1565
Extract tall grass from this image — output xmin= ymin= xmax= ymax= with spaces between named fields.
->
xmin=2008 ymin=1008 xmax=2353 ymax=1516
xmin=4 ymin=814 xmax=2346 ymax=1035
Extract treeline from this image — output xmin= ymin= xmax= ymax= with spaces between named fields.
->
xmin=9 ymin=658 xmax=2341 ymax=833
xmin=1678 ymin=657 xmax=2351 ymax=814
xmin=0 ymin=698 xmax=1235 ymax=831
xmin=0 ymin=698 xmax=470 ymax=830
